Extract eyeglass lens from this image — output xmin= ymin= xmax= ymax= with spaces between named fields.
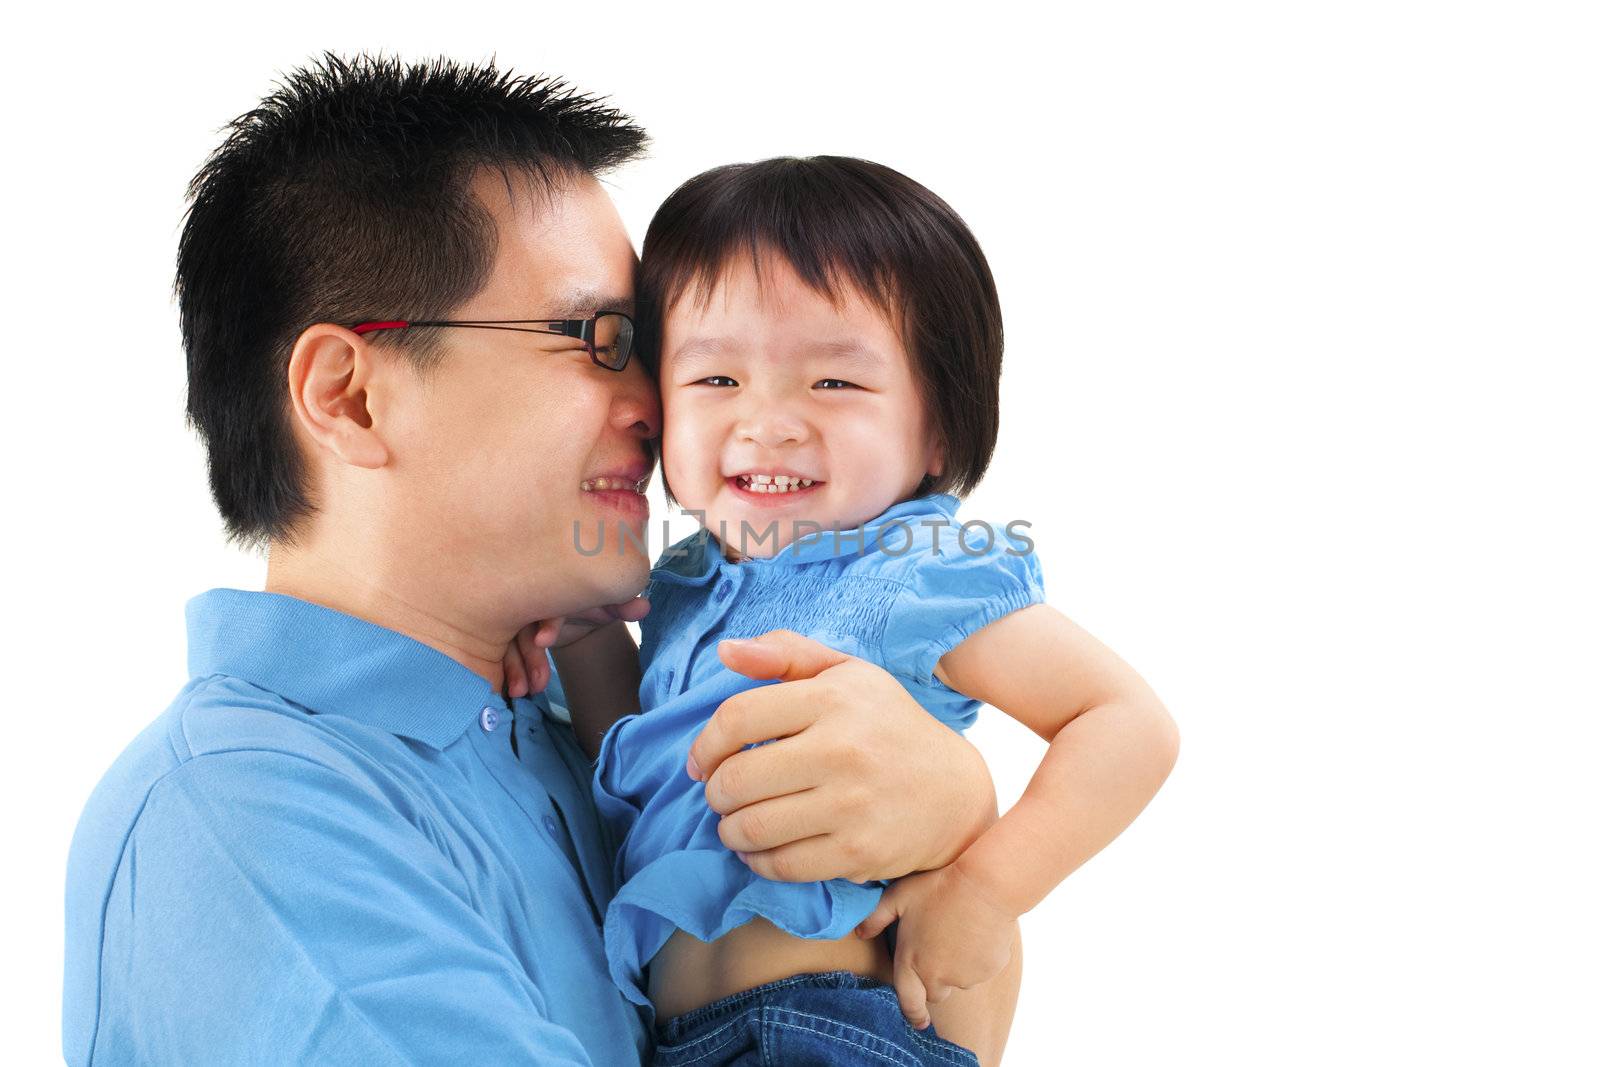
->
xmin=587 ymin=313 xmax=634 ymax=370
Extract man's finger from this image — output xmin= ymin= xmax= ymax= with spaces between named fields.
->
xmin=701 ymin=734 xmax=819 ymax=814
xmin=687 ymin=677 xmax=826 ymax=782
xmin=893 ymin=953 xmax=931 ymax=1030
xmin=715 ymin=789 xmax=831 ymax=854
xmin=736 ymin=833 xmax=849 ymax=884
xmin=716 ymin=629 xmax=854 ymax=683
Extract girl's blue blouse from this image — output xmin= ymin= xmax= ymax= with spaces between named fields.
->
xmin=590 ymin=493 xmax=1045 ymax=1014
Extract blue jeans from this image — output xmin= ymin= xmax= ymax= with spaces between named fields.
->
xmin=651 ymin=970 xmax=979 ymax=1066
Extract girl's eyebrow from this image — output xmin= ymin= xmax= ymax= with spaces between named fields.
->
xmin=810 ymin=339 xmax=886 ymax=371
xmin=667 ymin=336 xmax=886 ymax=370
xmin=667 ymin=337 xmax=735 ymax=366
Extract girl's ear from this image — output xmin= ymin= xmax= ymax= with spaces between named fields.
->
xmin=927 ymin=437 xmax=945 ymax=479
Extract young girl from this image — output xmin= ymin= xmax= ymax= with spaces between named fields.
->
xmin=505 ymin=156 xmax=1178 ymax=1066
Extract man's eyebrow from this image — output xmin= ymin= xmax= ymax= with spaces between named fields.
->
xmin=549 ymin=288 xmax=635 ymax=318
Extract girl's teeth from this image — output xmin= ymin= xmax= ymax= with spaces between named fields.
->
xmin=738 ymin=475 xmax=816 ymax=493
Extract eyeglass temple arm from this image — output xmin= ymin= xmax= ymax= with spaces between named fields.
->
xmin=349 ymin=320 xmax=578 ymax=337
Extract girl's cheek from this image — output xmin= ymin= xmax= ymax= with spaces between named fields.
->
xmin=661 ymin=436 xmax=714 ymax=511
xmin=666 ymin=409 xmax=720 ymax=482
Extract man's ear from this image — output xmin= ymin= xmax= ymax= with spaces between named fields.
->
xmin=285 ymin=324 xmax=391 ymax=470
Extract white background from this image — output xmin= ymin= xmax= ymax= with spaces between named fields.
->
xmin=4 ymin=3 xmax=1596 ymax=1063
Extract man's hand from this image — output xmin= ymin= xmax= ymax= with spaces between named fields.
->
xmin=503 ymin=597 xmax=649 ymax=698
xmin=686 ymin=630 xmax=997 ymax=884
xmin=853 ymin=864 xmax=1019 ymax=1030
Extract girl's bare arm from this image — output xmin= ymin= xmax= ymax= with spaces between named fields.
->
xmin=549 ymin=621 xmax=642 ymax=762
xmin=940 ymin=603 xmax=1180 ymax=916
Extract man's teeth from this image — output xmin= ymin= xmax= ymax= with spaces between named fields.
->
xmin=581 ymin=477 xmax=644 ymax=492
xmin=738 ymin=474 xmax=816 ymax=494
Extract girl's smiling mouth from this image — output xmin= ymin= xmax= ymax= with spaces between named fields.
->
xmin=729 ymin=472 xmax=824 ymax=503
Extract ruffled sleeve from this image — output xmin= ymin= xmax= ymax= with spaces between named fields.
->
xmin=878 ymin=520 xmax=1046 ymax=689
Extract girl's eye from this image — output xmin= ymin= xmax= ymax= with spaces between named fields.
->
xmin=814 ymin=379 xmax=858 ymax=390
xmin=692 ymin=375 xmax=739 ymax=387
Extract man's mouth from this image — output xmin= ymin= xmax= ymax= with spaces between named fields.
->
xmin=732 ymin=473 xmax=821 ymax=495
xmin=580 ymin=470 xmax=651 ymax=521
xmin=580 ymin=476 xmax=650 ymax=494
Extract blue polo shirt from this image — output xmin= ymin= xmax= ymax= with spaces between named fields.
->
xmin=63 ymin=589 xmax=650 ymax=1066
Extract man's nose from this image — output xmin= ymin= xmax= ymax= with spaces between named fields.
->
xmin=611 ymin=359 xmax=661 ymax=441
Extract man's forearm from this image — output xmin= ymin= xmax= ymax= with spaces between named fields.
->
xmin=549 ymin=622 xmax=642 ymax=761
xmin=922 ymin=732 xmax=1001 ymax=873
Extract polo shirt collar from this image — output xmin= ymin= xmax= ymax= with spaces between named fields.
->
xmin=652 ymin=492 xmax=962 ymax=586
xmin=186 ymin=588 xmax=504 ymax=749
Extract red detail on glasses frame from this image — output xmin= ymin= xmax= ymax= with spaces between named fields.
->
xmin=351 ymin=321 xmax=410 ymax=335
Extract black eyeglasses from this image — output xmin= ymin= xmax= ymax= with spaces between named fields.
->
xmin=350 ymin=313 xmax=635 ymax=371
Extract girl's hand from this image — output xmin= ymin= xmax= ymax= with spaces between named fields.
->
xmin=502 ymin=597 xmax=649 ymax=698
xmin=853 ymin=863 xmax=1020 ymax=1030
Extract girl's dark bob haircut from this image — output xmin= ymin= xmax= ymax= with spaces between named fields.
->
xmin=637 ymin=155 xmax=1003 ymax=497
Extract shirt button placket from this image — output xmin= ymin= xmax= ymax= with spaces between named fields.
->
xmin=711 ymin=569 xmax=742 ymax=625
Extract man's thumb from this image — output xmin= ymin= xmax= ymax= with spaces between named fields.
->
xmin=718 ymin=629 xmax=852 ymax=682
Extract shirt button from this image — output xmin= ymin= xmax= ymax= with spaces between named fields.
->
xmin=479 ymin=706 xmax=500 ymax=733
xmin=542 ymin=814 xmax=559 ymax=835
xmin=715 ymin=581 xmax=733 ymax=602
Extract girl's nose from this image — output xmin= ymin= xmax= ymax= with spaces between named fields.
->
xmin=736 ymin=404 xmax=808 ymax=449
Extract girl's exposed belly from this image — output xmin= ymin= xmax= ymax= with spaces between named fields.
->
xmin=647 ymin=917 xmax=896 ymax=1022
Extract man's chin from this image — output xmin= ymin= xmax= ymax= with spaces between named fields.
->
xmin=552 ymin=514 xmax=653 ymax=607
xmin=580 ymin=549 xmax=652 ymax=605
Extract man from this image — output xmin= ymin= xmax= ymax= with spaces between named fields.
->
xmin=63 ymin=55 xmax=1001 ymax=1064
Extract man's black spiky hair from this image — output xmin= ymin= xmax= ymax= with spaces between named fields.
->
xmin=178 ymin=53 xmax=648 ymax=546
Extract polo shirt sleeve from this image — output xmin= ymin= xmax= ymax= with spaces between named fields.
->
xmin=92 ymin=748 xmax=597 ymax=1066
